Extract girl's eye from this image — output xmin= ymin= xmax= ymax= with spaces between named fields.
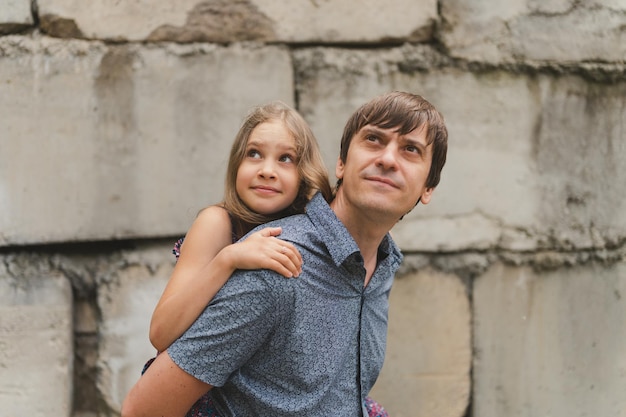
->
xmin=279 ymin=154 xmax=295 ymax=163
xmin=247 ymin=149 xmax=261 ymax=159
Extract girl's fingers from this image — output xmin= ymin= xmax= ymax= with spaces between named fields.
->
xmin=240 ymin=231 xmax=302 ymax=277
xmin=256 ymin=227 xmax=282 ymax=238
xmin=274 ymin=244 xmax=302 ymax=277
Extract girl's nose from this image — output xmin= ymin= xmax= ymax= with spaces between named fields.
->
xmin=258 ymin=160 xmax=277 ymax=179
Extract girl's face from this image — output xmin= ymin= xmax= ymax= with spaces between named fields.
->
xmin=236 ymin=120 xmax=300 ymax=215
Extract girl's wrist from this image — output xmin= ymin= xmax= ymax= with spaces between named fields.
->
xmin=215 ymin=244 xmax=237 ymax=273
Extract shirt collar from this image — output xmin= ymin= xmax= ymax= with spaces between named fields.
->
xmin=306 ymin=192 xmax=403 ymax=268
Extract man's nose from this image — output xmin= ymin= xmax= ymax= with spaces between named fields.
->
xmin=376 ymin=145 xmax=399 ymax=170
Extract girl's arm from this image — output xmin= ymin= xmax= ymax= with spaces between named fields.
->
xmin=122 ymin=351 xmax=212 ymax=417
xmin=149 ymin=206 xmax=302 ymax=352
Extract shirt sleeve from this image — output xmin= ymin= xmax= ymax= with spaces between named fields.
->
xmin=167 ymin=270 xmax=279 ymax=387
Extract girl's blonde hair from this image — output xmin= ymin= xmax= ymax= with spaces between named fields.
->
xmin=222 ymin=101 xmax=332 ymax=238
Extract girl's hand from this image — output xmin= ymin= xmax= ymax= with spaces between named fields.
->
xmin=226 ymin=227 xmax=302 ymax=277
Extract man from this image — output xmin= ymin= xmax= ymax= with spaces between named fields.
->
xmin=122 ymin=91 xmax=448 ymax=416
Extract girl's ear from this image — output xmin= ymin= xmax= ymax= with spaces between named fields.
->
xmin=420 ymin=187 xmax=435 ymax=205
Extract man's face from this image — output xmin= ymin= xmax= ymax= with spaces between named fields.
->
xmin=335 ymin=124 xmax=435 ymax=221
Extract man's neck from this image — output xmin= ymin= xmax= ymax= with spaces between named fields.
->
xmin=330 ymin=194 xmax=395 ymax=285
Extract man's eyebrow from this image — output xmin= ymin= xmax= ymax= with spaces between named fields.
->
xmin=403 ymin=136 xmax=427 ymax=151
xmin=360 ymin=126 xmax=386 ymax=136
xmin=360 ymin=125 xmax=428 ymax=151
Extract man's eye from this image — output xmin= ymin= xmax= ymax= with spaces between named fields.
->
xmin=406 ymin=145 xmax=420 ymax=154
xmin=366 ymin=135 xmax=379 ymax=142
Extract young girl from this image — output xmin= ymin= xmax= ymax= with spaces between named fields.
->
xmin=144 ymin=101 xmax=389 ymax=417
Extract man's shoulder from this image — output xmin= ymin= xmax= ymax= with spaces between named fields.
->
xmin=276 ymin=194 xmax=333 ymax=239
xmin=272 ymin=212 xmax=311 ymax=227
xmin=221 ymin=267 xmax=297 ymax=315
xmin=259 ymin=213 xmax=318 ymax=242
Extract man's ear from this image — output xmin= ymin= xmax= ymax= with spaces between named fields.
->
xmin=420 ymin=187 xmax=435 ymax=205
xmin=335 ymin=156 xmax=345 ymax=181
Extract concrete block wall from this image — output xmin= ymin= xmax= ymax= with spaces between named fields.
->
xmin=0 ymin=260 xmax=72 ymax=417
xmin=1 ymin=1 xmax=625 ymax=416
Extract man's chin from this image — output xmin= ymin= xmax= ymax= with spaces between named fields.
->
xmin=359 ymin=197 xmax=407 ymax=220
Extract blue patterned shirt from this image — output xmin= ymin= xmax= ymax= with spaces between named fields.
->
xmin=168 ymin=192 xmax=403 ymax=416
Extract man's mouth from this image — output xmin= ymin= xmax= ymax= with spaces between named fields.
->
xmin=366 ymin=176 xmax=399 ymax=189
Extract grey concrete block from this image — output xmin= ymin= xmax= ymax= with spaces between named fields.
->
xmin=251 ymin=0 xmax=438 ymax=43
xmin=473 ymin=261 xmax=626 ymax=417
xmin=0 ymin=35 xmax=293 ymax=246
xmin=37 ymin=0 xmax=438 ymax=43
xmin=0 ymin=0 xmax=33 ymax=33
xmin=96 ymin=244 xmax=172 ymax=413
xmin=0 ymin=263 xmax=73 ymax=417
xmin=370 ymin=270 xmax=471 ymax=417
xmin=396 ymin=73 xmax=626 ymax=253
xmin=440 ymin=0 xmax=626 ymax=63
